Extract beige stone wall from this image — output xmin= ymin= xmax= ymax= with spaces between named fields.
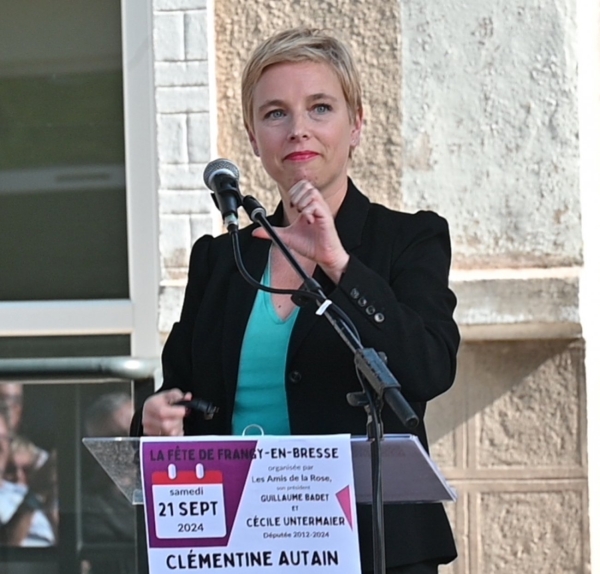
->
xmin=212 ymin=1 xmax=589 ymax=572
xmin=214 ymin=0 xmax=402 ymax=213
xmin=578 ymin=0 xmax=600 ymax=569
xmin=428 ymin=340 xmax=588 ymax=572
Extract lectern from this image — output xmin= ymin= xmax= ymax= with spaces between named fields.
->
xmin=84 ymin=435 xmax=456 ymax=573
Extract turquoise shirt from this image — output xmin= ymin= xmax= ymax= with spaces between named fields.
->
xmin=232 ymin=254 xmax=299 ymax=435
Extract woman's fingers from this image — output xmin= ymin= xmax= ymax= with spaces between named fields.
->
xmin=289 ymin=181 xmax=324 ymax=216
xmin=141 ymin=389 xmax=191 ymax=436
xmin=253 ymin=179 xmax=349 ymax=282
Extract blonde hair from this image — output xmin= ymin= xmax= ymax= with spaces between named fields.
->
xmin=241 ymin=28 xmax=363 ymax=132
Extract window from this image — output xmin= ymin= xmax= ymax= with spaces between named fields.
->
xmin=0 ymin=0 xmax=159 ymax=356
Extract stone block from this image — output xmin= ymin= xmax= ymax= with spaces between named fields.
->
xmin=427 ymin=400 xmax=460 ymax=470
xmin=188 ymin=113 xmax=211 ymax=162
xmin=426 ymin=343 xmax=475 ymax=470
xmin=155 ymin=0 xmax=207 ymax=10
xmin=159 ymin=190 xmax=214 ymax=214
xmin=160 ymin=214 xmax=191 ymax=269
xmin=184 ymin=11 xmax=208 ymax=61
xmin=162 ymin=268 xmax=192 ymax=283
xmin=153 ymin=12 xmax=185 ymax=61
xmin=158 ymin=284 xmax=186 ymax=333
xmin=157 ymin=114 xmax=188 ymax=163
xmin=429 ymin=427 xmax=457 ymax=470
xmin=156 ymin=86 xmax=209 ymax=113
xmin=155 ymin=61 xmax=209 ymax=86
xmin=479 ymin=489 xmax=585 ymax=573
xmin=190 ymin=213 xmax=217 ymax=241
xmin=159 ymin=163 xmax=207 ymax=190
xmin=470 ymin=340 xmax=584 ymax=469
xmin=451 ymin=272 xmax=581 ymax=341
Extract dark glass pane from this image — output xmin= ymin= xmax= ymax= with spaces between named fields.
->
xmin=0 ymin=2 xmax=128 ymax=301
xmin=0 ymin=186 xmax=128 ymax=301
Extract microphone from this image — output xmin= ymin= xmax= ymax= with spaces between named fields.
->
xmin=173 ymin=398 xmax=219 ymax=420
xmin=203 ymin=158 xmax=242 ymax=230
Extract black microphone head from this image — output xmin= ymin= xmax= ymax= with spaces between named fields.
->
xmin=203 ymin=158 xmax=240 ymax=191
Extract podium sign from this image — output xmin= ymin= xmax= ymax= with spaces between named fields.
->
xmin=139 ymin=435 xmax=361 ymax=574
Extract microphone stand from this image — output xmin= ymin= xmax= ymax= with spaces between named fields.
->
xmin=237 ymin=196 xmax=419 ymax=574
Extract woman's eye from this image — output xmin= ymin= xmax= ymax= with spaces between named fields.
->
xmin=265 ymin=109 xmax=285 ymax=119
xmin=314 ymin=104 xmax=332 ymax=114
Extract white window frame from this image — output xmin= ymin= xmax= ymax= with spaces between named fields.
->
xmin=0 ymin=0 xmax=160 ymax=357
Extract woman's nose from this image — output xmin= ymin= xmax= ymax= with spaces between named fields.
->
xmin=288 ymin=115 xmax=309 ymax=140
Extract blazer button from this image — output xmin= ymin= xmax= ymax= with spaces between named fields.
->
xmin=374 ymin=313 xmax=385 ymax=323
xmin=366 ymin=305 xmax=376 ymax=315
xmin=288 ymin=370 xmax=302 ymax=384
xmin=358 ymin=297 xmax=367 ymax=307
xmin=350 ymin=288 xmax=360 ymax=299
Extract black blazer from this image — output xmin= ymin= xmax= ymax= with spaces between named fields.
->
xmin=146 ymin=179 xmax=459 ymax=568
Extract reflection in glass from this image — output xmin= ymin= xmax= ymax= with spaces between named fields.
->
xmin=0 ymin=379 xmax=139 ymax=572
xmin=0 ymin=384 xmax=57 ymax=548
xmin=0 ymin=333 xmax=135 ymax=574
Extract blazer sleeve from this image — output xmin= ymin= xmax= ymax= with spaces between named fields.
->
xmin=130 ymin=235 xmax=214 ymax=436
xmin=161 ymin=235 xmax=215 ymax=392
xmin=330 ymin=210 xmax=459 ymax=403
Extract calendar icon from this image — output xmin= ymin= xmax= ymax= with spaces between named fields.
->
xmin=151 ymin=463 xmax=227 ymax=539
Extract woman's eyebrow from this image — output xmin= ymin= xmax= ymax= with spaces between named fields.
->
xmin=256 ymin=99 xmax=286 ymax=113
xmin=307 ymin=93 xmax=337 ymax=103
xmin=256 ymin=93 xmax=339 ymax=114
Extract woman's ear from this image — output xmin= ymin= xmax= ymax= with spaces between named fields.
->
xmin=349 ymin=108 xmax=363 ymax=155
xmin=350 ymin=107 xmax=364 ymax=149
xmin=247 ymin=130 xmax=260 ymax=157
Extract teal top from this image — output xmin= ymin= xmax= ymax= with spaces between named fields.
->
xmin=232 ymin=252 xmax=299 ymax=435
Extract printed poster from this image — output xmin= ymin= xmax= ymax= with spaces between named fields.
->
xmin=140 ymin=434 xmax=360 ymax=573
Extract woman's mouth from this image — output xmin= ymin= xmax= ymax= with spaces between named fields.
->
xmin=284 ymin=151 xmax=318 ymax=162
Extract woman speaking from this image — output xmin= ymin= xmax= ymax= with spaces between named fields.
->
xmin=136 ymin=27 xmax=460 ymax=574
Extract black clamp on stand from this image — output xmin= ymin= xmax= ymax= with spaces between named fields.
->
xmin=239 ymin=195 xmax=419 ymax=574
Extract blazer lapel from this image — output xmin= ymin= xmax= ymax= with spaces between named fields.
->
xmin=287 ymin=179 xmax=370 ymax=361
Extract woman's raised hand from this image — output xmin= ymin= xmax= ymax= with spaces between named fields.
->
xmin=141 ymin=388 xmax=192 ymax=436
xmin=253 ymin=180 xmax=349 ymax=283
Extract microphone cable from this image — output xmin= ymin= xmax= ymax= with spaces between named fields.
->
xmin=229 ymin=226 xmax=361 ymax=344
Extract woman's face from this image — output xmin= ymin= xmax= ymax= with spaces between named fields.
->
xmin=248 ymin=61 xmax=362 ymax=203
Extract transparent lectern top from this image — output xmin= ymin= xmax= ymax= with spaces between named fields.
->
xmin=83 ymin=435 xmax=456 ymax=506
xmin=83 ymin=437 xmax=144 ymax=504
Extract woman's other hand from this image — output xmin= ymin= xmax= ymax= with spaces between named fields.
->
xmin=141 ymin=389 xmax=192 ymax=436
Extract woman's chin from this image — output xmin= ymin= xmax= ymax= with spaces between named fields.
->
xmin=276 ymin=172 xmax=318 ymax=193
